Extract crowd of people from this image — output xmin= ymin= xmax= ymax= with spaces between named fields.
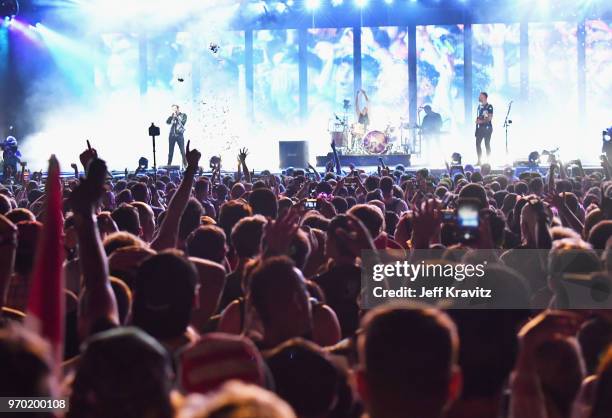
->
xmin=0 ymin=141 xmax=612 ymax=418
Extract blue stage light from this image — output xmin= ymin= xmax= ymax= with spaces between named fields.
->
xmin=331 ymin=0 xmax=343 ymax=5
xmin=355 ymin=0 xmax=368 ymax=7
xmin=305 ymin=0 xmax=320 ymax=10
xmin=384 ymin=0 xmax=393 ymax=3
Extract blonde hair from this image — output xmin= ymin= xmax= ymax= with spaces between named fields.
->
xmin=178 ymin=381 xmax=296 ymax=418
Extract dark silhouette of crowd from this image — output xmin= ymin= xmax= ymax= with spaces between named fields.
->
xmin=0 ymin=142 xmax=611 ymax=418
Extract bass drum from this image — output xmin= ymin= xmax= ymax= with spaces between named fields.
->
xmin=362 ymin=130 xmax=389 ymax=155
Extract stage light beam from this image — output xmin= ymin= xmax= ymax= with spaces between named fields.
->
xmin=355 ymin=0 xmax=368 ymax=7
xmin=305 ymin=0 xmax=320 ymax=10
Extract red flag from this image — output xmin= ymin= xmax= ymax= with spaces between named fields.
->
xmin=26 ymin=155 xmax=65 ymax=370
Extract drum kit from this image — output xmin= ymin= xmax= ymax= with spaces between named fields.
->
xmin=329 ymin=115 xmax=421 ymax=156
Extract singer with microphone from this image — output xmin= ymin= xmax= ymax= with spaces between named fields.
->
xmin=475 ymin=92 xmax=493 ymax=165
xmin=166 ymin=104 xmax=187 ymax=168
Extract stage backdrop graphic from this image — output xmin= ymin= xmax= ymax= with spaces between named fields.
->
xmin=586 ymin=20 xmax=612 ymax=146
xmin=361 ymin=26 xmax=409 ymax=129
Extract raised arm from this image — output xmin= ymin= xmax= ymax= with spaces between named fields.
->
xmin=71 ymin=158 xmax=119 ymax=336
xmin=238 ymin=148 xmax=251 ymax=183
xmin=150 ymin=141 xmax=201 ymax=251
xmin=331 ymin=140 xmax=342 ymax=175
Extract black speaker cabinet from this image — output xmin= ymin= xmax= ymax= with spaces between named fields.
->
xmin=279 ymin=141 xmax=308 ymax=169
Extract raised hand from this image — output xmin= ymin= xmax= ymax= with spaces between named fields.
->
xmin=262 ymin=209 xmax=301 ymax=257
xmin=412 ymin=199 xmax=442 ymax=249
xmin=185 ymin=140 xmax=201 ymax=170
xmin=517 ymin=310 xmax=583 ymax=364
xmin=79 ymin=147 xmax=98 ymax=170
xmin=70 ymin=158 xmax=108 ymax=216
xmin=238 ymin=148 xmax=249 ymax=163
xmin=334 ymin=215 xmax=376 ymax=257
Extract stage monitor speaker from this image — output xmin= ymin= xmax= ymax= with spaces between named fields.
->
xmin=279 ymin=141 xmax=308 ymax=169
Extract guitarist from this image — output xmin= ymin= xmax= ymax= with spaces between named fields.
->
xmin=475 ymin=92 xmax=493 ymax=165
xmin=166 ymin=104 xmax=188 ymax=168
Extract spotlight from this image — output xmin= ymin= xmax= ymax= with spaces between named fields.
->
xmin=384 ymin=0 xmax=393 ymax=3
xmin=305 ymin=0 xmax=320 ymax=10
xmin=0 ymin=0 xmax=19 ymax=19
xmin=331 ymin=0 xmax=343 ymax=5
xmin=355 ymin=0 xmax=368 ymax=7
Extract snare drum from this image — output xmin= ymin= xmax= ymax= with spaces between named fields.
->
xmin=362 ymin=131 xmax=389 ymax=155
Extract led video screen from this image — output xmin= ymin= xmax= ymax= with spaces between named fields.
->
xmin=361 ymin=27 xmax=409 ymax=128
xmin=472 ymin=24 xmax=520 ymax=117
xmin=96 ymin=33 xmax=139 ymax=93
xmin=586 ymin=20 xmax=612 ymax=136
xmin=528 ymin=22 xmax=578 ymax=133
xmin=253 ymin=29 xmax=300 ymax=126
xmin=308 ymin=28 xmax=355 ymax=120
xmin=416 ymin=25 xmax=465 ymax=129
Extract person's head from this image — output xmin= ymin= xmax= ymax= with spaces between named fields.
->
xmin=181 ymin=381 xmax=295 ymax=418
xmin=131 ymin=182 xmax=150 ymax=203
xmin=219 ymin=200 xmax=253 ymax=246
xmin=186 ymin=225 xmax=227 ymax=264
xmin=131 ymin=250 xmax=198 ymax=340
xmin=357 ymin=305 xmax=461 ymax=418
xmin=458 ymin=183 xmax=488 ymax=210
xmin=194 ymin=178 xmax=211 ymax=199
xmin=111 ymin=204 xmax=141 ymax=237
xmin=364 ymin=175 xmax=381 ymax=192
xmin=6 ymin=208 xmax=35 ymax=224
xmin=447 ymin=310 xmax=520 ymax=411
xmin=325 ymin=215 xmax=356 ymax=262
xmin=0 ymin=194 xmax=11 ymax=215
xmin=249 ymin=188 xmax=278 ymax=219
xmin=68 ymin=327 xmax=173 ymax=418
xmin=231 ymin=215 xmax=267 ymax=260
xmin=231 ymin=183 xmax=246 ymax=200
xmin=103 ymin=231 xmax=147 ymax=256
xmin=266 ymin=338 xmax=341 ymax=418
xmin=379 ymin=176 xmax=394 ymax=197
xmin=178 ymin=333 xmax=267 ymax=395
xmin=515 ymin=182 xmax=528 ymax=196
xmin=248 ymin=257 xmax=311 ymax=345
xmin=179 ymin=198 xmax=203 ymax=243
xmin=131 ymin=202 xmax=155 ymax=243
xmin=171 ymin=104 xmax=179 ymax=113
xmin=301 ymin=212 xmax=330 ymax=232
xmin=528 ymin=177 xmax=544 ymax=195
xmin=588 ymin=220 xmax=612 ymax=250
xmin=478 ymin=92 xmax=488 ymax=104
xmin=423 ymin=105 xmax=432 ymax=114
xmin=534 ymin=338 xmax=585 ymax=418
xmin=116 ymin=189 xmax=134 ymax=205
xmin=331 ymin=196 xmax=348 ymax=214
xmin=348 ymin=204 xmax=384 ymax=240
xmin=0 ymin=325 xmax=52 ymax=398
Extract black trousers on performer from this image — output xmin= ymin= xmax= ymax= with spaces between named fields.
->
xmin=168 ymin=134 xmax=187 ymax=167
xmin=475 ymin=127 xmax=492 ymax=163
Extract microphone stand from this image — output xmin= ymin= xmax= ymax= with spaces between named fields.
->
xmin=503 ymin=101 xmax=513 ymax=157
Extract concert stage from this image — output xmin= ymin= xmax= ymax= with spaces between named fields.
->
xmin=316 ymin=153 xmax=412 ymax=169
